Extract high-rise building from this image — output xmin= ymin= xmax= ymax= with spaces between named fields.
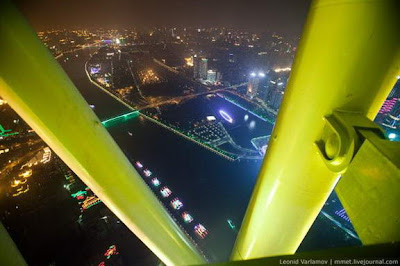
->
xmin=247 ymin=75 xmax=259 ymax=99
xmin=193 ymin=56 xmax=208 ymax=80
xmin=247 ymin=72 xmax=265 ymax=99
xmin=207 ymin=70 xmax=217 ymax=83
xmin=270 ymin=89 xmax=285 ymax=110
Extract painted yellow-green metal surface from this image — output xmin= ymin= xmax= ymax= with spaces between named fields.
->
xmin=0 ymin=3 xmax=204 ymax=265
xmin=0 ymin=223 xmax=26 ymax=266
xmin=232 ymin=0 xmax=400 ymax=260
xmin=336 ymin=130 xmax=400 ymax=245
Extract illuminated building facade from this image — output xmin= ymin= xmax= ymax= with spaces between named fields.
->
xmin=193 ymin=56 xmax=208 ymax=80
xmin=206 ymin=69 xmax=220 ymax=83
xmin=247 ymin=73 xmax=260 ymax=99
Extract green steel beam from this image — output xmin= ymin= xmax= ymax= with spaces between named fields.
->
xmin=0 ymin=3 xmax=204 ymax=265
xmin=232 ymin=0 xmax=400 ymax=260
xmin=336 ymin=129 xmax=400 ymax=245
xmin=0 ymin=223 xmax=26 ymax=266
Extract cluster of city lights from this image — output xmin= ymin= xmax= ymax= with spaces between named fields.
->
xmin=98 ymin=245 xmax=119 ymax=265
xmin=69 ymin=186 xmax=102 ymax=211
xmin=250 ymin=72 xmax=265 ymax=78
xmin=379 ymin=98 xmax=398 ymax=114
xmin=134 ymin=161 xmax=208 ymax=238
xmin=274 ymin=67 xmax=291 ymax=72
xmin=41 ymin=147 xmax=52 ymax=163
xmin=139 ymin=69 xmax=161 ymax=84
xmin=104 ymin=245 xmax=119 ymax=259
xmin=0 ymin=124 xmax=19 ymax=139
xmin=0 ymin=148 xmax=10 ymax=155
xmin=10 ymin=148 xmax=52 ymax=198
xmin=19 ymin=169 xmax=32 ymax=178
xmin=82 ymin=195 xmax=102 ymax=210
xmin=185 ymin=57 xmax=194 ymax=67
xmin=71 ymin=190 xmax=88 ymax=200
xmin=11 ymin=178 xmax=27 ymax=188
xmin=194 ymin=224 xmax=208 ymax=239
xmin=12 ymin=184 xmax=29 ymax=197
xmin=10 ymin=169 xmax=34 ymax=197
xmin=140 ymin=111 xmax=236 ymax=161
xmin=334 ymin=208 xmax=351 ymax=222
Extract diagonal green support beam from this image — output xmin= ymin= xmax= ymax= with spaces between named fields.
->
xmin=232 ymin=0 xmax=400 ymax=261
xmin=0 ymin=3 xmax=204 ymax=265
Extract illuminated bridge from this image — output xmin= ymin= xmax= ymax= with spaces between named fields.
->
xmin=101 ymin=111 xmax=140 ymax=127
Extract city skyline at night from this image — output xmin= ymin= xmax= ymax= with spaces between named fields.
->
xmin=1 ymin=1 xmax=399 ymax=265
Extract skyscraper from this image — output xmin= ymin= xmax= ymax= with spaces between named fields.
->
xmin=207 ymin=70 xmax=217 ymax=83
xmin=247 ymin=72 xmax=265 ymax=99
xmin=247 ymin=75 xmax=259 ymax=99
xmin=270 ymin=89 xmax=284 ymax=110
xmin=193 ymin=56 xmax=208 ymax=80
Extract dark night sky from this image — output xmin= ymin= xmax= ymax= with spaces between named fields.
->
xmin=15 ymin=0 xmax=311 ymax=35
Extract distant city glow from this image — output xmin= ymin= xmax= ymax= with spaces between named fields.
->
xmin=219 ymin=110 xmax=233 ymax=123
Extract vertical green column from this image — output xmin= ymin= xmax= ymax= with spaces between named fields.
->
xmin=232 ymin=0 xmax=399 ymax=260
xmin=0 ymin=3 xmax=204 ymax=265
